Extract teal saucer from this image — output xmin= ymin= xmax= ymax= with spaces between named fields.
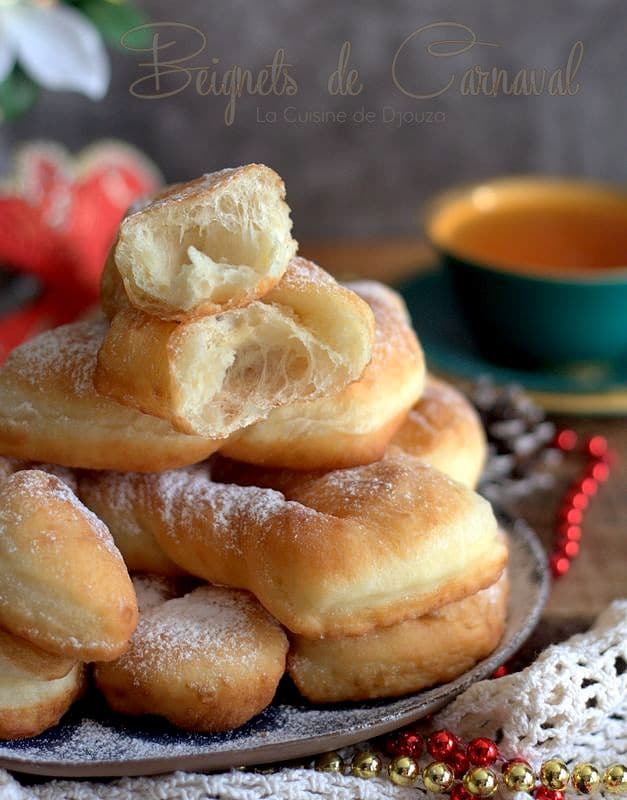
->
xmin=398 ymin=268 xmax=627 ymax=415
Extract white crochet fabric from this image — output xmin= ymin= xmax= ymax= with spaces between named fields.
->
xmin=2 ymin=601 xmax=625 ymax=800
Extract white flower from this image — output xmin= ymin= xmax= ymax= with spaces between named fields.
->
xmin=0 ymin=0 xmax=110 ymax=100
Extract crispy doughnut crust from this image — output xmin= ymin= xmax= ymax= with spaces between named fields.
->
xmin=78 ymin=470 xmax=186 ymax=576
xmin=106 ymin=165 xmax=297 ymax=321
xmin=0 ymin=470 xmax=138 ymax=661
xmin=94 ymin=586 xmax=288 ymax=733
xmin=95 ymin=258 xmax=375 ymax=439
xmin=0 ymin=319 xmax=222 ymax=471
xmin=389 ymin=376 xmax=487 ymax=488
xmin=222 ymin=281 xmax=425 ymax=470
xmin=0 ymin=664 xmax=84 ymax=740
xmin=89 ymin=453 xmax=506 ymax=638
xmin=288 ymin=571 xmax=508 ymax=703
xmin=0 ymin=628 xmax=75 ymax=681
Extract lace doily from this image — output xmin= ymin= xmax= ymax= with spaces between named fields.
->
xmin=2 ymin=600 xmax=625 ymax=800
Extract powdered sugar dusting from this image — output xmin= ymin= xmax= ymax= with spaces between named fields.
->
xmin=2 ymin=470 xmax=121 ymax=560
xmin=9 ymin=319 xmax=107 ymax=397
xmin=116 ymin=585 xmax=282 ymax=681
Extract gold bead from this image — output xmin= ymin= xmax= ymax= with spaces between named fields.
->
xmin=388 ymin=755 xmax=419 ymax=786
xmin=463 ymin=766 xmax=498 ymax=797
xmin=423 ymin=761 xmax=455 ymax=793
xmin=502 ymin=761 xmax=536 ymax=792
xmin=603 ymin=764 xmax=627 ymax=794
xmin=540 ymin=758 xmax=570 ymax=790
xmin=351 ymin=750 xmax=382 ymax=779
xmin=314 ymin=751 xmax=344 ymax=773
xmin=571 ymin=763 xmax=601 ymax=794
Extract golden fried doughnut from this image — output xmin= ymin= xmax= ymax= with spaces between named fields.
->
xmin=0 ymin=319 xmax=222 ymax=471
xmin=104 ymin=165 xmax=297 ymax=321
xmin=78 ymin=470 xmax=186 ymax=576
xmin=94 ymin=585 xmax=288 ymax=733
xmin=95 ymin=258 xmax=375 ymax=439
xmin=0 ymin=628 xmax=75 ymax=682
xmin=0 ymin=470 xmax=137 ymax=661
xmin=222 ymin=281 xmax=425 ymax=470
xmin=85 ymin=453 xmax=506 ymax=639
xmin=289 ymin=571 xmax=508 ymax=703
xmin=0 ymin=664 xmax=85 ymax=740
xmin=0 ymin=456 xmax=77 ymax=493
xmin=390 ymin=376 xmax=487 ymax=488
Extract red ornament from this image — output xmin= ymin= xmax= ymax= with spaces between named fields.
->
xmin=550 ymin=555 xmax=570 ymax=578
xmin=555 ymin=429 xmax=578 ymax=451
xmin=589 ymin=461 xmax=610 ymax=483
xmin=585 ymin=435 xmax=608 ymax=459
xmin=534 ymin=787 xmax=564 ymax=800
xmin=492 ymin=665 xmax=508 ymax=679
xmin=384 ymin=729 xmax=424 ymax=758
xmin=563 ymin=540 xmax=579 ymax=558
xmin=579 ymin=477 xmax=598 ymax=496
xmin=450 ymin=782 xmax=473 ymax=800
xmin=568 ymin=491 xmax=589 ymax=510
xmin=467 ymin=737 xmax=499 ymax=767
xmin=427 ymin=729 xmax=458 ymax=760
xmin=0 ymin=141 xmax=161 ymax=362
xmin=446 ymin=744 xmax=470 ymax=777
xmin=561 ymin=507 xmax=582 ymax=526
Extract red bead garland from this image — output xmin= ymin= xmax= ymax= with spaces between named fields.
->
xmin=534 ymin=787 xmax=564 ymax=800
xmin=384 ymin=729 xmax=424 ymax=758
xmin=467 ymin=737 xmax=499 ymax=767
xmin=427 ymin=729 xmax=458 ymax=761
xmin=550 ymin=429 xmax=613 ymax=579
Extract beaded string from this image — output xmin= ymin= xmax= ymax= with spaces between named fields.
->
xmin=314 ymin=730 xmax=627 ymax=795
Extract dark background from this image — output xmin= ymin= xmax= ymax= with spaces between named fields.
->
xmin=2 ymin=0 xmax=625 ymax=239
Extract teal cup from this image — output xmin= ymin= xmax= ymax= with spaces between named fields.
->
xmin=423 ymin=177 xmax=627 ymax=367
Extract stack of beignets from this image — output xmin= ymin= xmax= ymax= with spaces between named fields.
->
xmin=0 ymin=163 xmax=508 ymax=738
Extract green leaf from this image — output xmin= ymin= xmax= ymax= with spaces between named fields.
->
xmin=79 ymin=0 xmax=150 ymax=49
xmin=0 ymin=67 xmax=39 ymax=122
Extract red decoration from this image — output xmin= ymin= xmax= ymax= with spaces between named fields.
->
xmin=554 ymin=429 xmax=578 ymax=451
xmin=549 ymin=429 xmax=613 ymax=580
xmin=0 ymin=141 xmax=161 ymax=361
xmin=384 ymin=729 xmax=424 ymax=759
xmin=447 ymin=744 xmax=470 ymax=777
xmin=467 ymin=738 xmax=499 ymax=767
xmin=492 ymin=665 xmax=508 ymax=679
xmin=534 ymin=787 xmax=564 ymax=800
xmin=427 ymin=730 xmax=458 ymax=761
xmin=450 ymin=783 xmax=473 ymax=800
xmin=585 ymin=435 xmax=608 ymax=459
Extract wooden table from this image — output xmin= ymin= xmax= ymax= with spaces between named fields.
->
xmin=301 ymin=238 xmax=627 ymax=655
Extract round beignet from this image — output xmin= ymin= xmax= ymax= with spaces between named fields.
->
xmin=107 ymin=164 xmax=297 ymax=320
xmin=0 ymin=470 xmax=137 ymax=662
xmin=95 ymin=259 xmax=375 ymax=439
xmin=288 ymin=571 xmax=508 ymax=703
xmin=0 ymin=319 xmax=222 ymax=472
xmin=390 ymin=376 xmax=487 ymax=488
xmin=0 ymin=628 xmax=75 ymax=682
xmin=0 ymin=664 xmax=84 ymax=741
xmin=82 ymin=453 xmax=507 ymax=639
xmin=94 ymin=586 xmax=288 ymax=733
xmin=222 ymin=280 xmax=425 ymax=470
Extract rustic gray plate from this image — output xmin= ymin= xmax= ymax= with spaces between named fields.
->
xmin=0 ymin=519 xmax=548 ymax=778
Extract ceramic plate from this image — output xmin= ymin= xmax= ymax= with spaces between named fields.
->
xmin=398 ymin=268 xmax=627 ymax=414
xmin=0 ymin=517 xmax=548 ymax=778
